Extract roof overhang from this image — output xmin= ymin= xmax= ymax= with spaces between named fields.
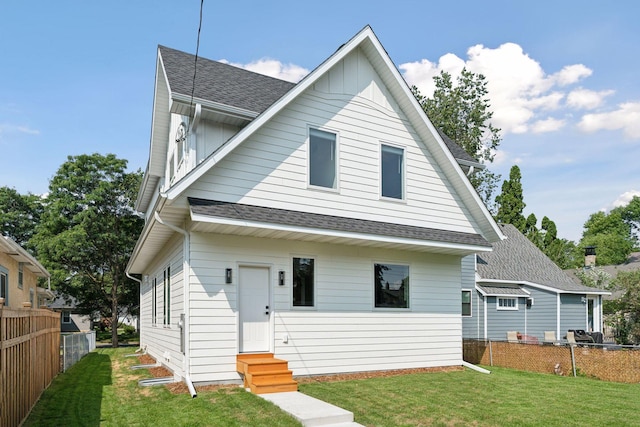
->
xmin=0 ymin=236 xmax=50 ymax=278
xmin=477 ymin=278 xmax=611 ymax=296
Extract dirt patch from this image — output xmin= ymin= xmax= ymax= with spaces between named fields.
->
xmin=148 ymin=366 xmax=173 ymax=378
xmin=138 ymin=354 xmax=156 ymax=365
xmin=166 ymin=382 xmax=242 ymax=395
xmin=296 ymin=366 xmax=463 ymax=384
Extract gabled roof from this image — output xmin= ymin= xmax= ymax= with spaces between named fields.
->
xmin=161 ymin=25 xmax=502 ymax=243
xmin=158 ymin=45 xmax=296 ymax=114
xmin=477 ymin=224 xmax=608 ymax=294
xmin=0 ymin=235 xmax=50 ymax=278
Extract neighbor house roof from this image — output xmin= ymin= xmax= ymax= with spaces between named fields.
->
xmin=0 ymin=235 xmax=50 ymax=278
xmin=477 ymin=224 xmax=609 ymax=294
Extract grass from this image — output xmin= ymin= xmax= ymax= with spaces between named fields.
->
xmin=25 ymin=350 xmax=640 ymax=427
xmin=24 ymin=348 xmax=300 ymax=427
xmin=299 ymin=366 xmax=640 ymax=426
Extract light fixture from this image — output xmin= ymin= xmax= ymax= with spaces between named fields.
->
xmin=278 ymin=270 xmax=285 ymax=286
xmin=225 ymin=268 xmax=232 ymax=284
xmin=581 ymin=297 xmax=587 ymax=304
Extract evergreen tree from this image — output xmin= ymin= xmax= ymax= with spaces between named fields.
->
xmin=495 ymin=165 xmax=526 ymax=232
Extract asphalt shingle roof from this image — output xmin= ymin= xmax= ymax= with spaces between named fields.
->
xmin=435 ymin=128 xmax=478 ymax=164
xmin=159 ymin=45 xmax=296 ymax=114
xmin=478 ymin=224 xmax=607 ymax=293
xmin=189 ymin=198 xmax=491 ymax=248
xmin=477 ymin=285 xmax=529 ymax=296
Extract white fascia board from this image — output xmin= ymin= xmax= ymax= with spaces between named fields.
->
xmin=190 ymin=212 xmax=493 ymax=254
xmin=126 ymin=196 xmax=167 ymax=275
xmin=171 ymin=93 xmax=258 ymax=121
xmin=477 ymin=278 xmax=611 ymax=296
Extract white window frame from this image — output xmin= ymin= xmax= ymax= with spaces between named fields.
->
xmin=62 ymin=311 xmax=71 ymax=324
xmin=497 ymin=297 xmax=518 ymax=311
xmin=462 ymin=289 xmax=472 ymax=317
xmin=373 ymin=261 xmax=410 ymax=310
xmin=292 ymin=256 xmax=316 ymax=309
xmin=18 ymin=262 xmax=24 ymax=289
xmin=308 ymin=127 xmax=339 ymax=191
xmin=380 ymin=142 xmax=405 ymax=201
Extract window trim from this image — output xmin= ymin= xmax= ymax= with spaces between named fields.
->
xmin=292 ymin=256 xmax=316 ymax=310
xmin=380 ymin=142 xmax=405 ymax=201
xmin=497 ymin=297 xmax=518 ymax=311
xmin=163 ymin=265 xmax=171 ymax=326
xmin=373 ymin=261 xmax=410 ymax=310
xmin=462 ymin=289 xmax=472 ymax=317
xmin=152 ymin=277 xmax=157 ymax=325
xmin=62 ymin=311 xmax=71 ymax=324
xmin=307 ymin=126 xmax=339 ymax=192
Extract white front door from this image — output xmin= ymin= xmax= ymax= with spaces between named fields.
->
xmin=238 ymin=266 xmax=270 ymax=353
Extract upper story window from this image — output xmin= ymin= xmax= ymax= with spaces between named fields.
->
xmin=309 ymin=128 xmax=337 ymax=189
xmin=381 ymin=144 xmax=404 ymax=200
xmin=169 ymin=122 xmax=187 ymax=183
xmin=374 ymin=263 xmax=409 ymax=309
xmin=498 ymin=297 xmax=518 ymax=310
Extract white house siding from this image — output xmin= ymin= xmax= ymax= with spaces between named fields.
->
xmin=183 ymin=48 xmax=481 ymax=236
xmin=187 ymin=232 xmax=464 ymax=382
xmin=139 ymin=235 xmax=184 ymax=376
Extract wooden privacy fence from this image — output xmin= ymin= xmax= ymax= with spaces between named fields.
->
xmin=464 ymin=338 xmax=640 ymax=383
xmin=0 ymin=304 xmax=60 ymax=427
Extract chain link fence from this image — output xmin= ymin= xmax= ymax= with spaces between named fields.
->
xmin=463 ymin=339 xmax=640 ymax=383
xmin=62 ymin=331 xmax=96 ymax=372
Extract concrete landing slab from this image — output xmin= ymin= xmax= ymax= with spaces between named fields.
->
xmin=259 ymin=391 xmax=364 ymax=427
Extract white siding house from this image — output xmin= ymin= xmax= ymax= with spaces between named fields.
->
xmin=127 ymin=26 xmax=503 ymax=386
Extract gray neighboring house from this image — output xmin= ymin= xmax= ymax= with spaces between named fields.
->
xmin=48 ymin=294 xmax=94 ymax=332
xmin=462 ymin=224 xmax=610 ymax=342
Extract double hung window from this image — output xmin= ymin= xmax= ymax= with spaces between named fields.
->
xmin=462 ymin=290 xmax=472 ymax=316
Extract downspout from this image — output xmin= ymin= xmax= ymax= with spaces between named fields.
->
xmin=154 ymin=211 xmax=196 ymax=398
xmin=483 ymin=296 xmax=488 ymax=339
xmin=556 ymin=294 xmax=561 ymax=341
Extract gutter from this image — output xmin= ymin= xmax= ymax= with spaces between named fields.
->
xmin=153 ymin=211 xmax=196 ymax=398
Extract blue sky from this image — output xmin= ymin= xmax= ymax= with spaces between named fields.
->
xmin=2 ymin=1 xmax=639 ymax=242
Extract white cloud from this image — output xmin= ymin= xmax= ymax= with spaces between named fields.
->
xmin=530 ymin=117 xmax=566 ymax=133
xmin=577 ymin=102 xmax=640 ymax=139
xmin=220 ymin=58 xmax=309 ymax=83
xmin=611 ymin=190 xmax=640 ymax=208
xmin=567 ymin=88 xmax=614 ymax=110
xmin=0 ymin=123 xmax=40 ymax=137
xmin=400 ymin=42 xmax=595 ymax=136
xmin=550 ymin=64 xmax=592 ymax=86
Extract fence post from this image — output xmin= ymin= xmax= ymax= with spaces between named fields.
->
xmin=570 ymin=345 xmax=577 ymax=377
xmin=489 ymin=340 xmax=493 ymax=366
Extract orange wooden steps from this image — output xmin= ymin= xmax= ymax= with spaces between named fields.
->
xmin=236 ymin=353 xmax=298 ymax=394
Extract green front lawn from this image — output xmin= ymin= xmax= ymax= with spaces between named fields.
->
xmin=26 ymin=348 xmax=640 ymax=426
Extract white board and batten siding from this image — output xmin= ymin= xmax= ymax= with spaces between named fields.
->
xmin=139 ymin=235 xmax=184 ymax=377
xmin=188 ymin=232 xmax=464 ymax=381
xmin=183 ymin=47 xmax=482 ymax=236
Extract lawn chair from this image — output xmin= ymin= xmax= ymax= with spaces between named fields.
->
xmin=507 ymin=331 xmax=519 ymax=343
xmin=544 ymin=331 xmax=557 ymax=344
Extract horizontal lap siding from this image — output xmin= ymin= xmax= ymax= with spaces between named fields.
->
xmin=461 ymin=255 xmax=481 ymax=338
xmin=522 ymin=287 xmax=557 ymax=339
xmin=560 ymin=294 xmax=587 ymax=333
xmin=188 ymin=232 xmax=463 ymax=381
xmin=139 ymin=236 xmax=184 ymax=376
xmin=275 ymin=312 xmax=461 ymax=376
xmin=185 ymin=49 xmax=479 ymax=235
xmin=486 ymin=297 xmax=526 ymax=341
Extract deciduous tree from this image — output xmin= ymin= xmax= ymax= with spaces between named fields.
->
xmin=0 ymin=186 xmax=43 ymax=250
xmin=33 ymin=153 xmax=143 ymax=347
xmin=412 ymin=68 xmax=502 ymax=210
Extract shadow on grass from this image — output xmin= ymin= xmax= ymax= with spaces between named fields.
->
xmin=24 ymin=352 xmax=112 ymax=426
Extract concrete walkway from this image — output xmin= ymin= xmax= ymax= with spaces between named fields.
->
xmin=259 ymin=391 xmax=364 ymax=427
